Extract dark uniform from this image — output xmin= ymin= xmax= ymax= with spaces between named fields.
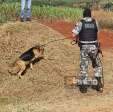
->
xmin=79 ymin=19 xmax=102 ymax=78
xmin=72 ymin=9 xmax=103 ymax=92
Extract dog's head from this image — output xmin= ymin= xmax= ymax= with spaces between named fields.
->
xmin=33 ymin=45 xmax=44 ymax=58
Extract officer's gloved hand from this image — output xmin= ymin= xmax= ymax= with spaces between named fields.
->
xmin=71 ymin=39 xmax=77 ymax=45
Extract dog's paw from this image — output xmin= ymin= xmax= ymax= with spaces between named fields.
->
xmin=18 ymin=75 xmax=22 ymax=79
xmin=30 ymin=63 xmax=33 ymax=70
xmin=30 ymin=65 xmax=33 ymax=69
xmin=8 ymin=69 xmax=17 ymax=75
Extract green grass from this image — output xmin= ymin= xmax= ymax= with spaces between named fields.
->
xmin=32 ymin=5 xmax=82 ymax=22
xmin=0 ymin=3 xmax=20 ymax=24
xmin=0 ymin=2 xmax=113 ymax=29
xmin=0 ymin=3 xmax=82 ymax=24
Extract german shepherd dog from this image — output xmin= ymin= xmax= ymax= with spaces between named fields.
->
xmin=8 ymin=45 xmax=44 ymax=78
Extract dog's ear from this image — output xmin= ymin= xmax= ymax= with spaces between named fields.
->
xmin=35 ymin=45 xmax=44 ymax=52
xmin=40 ymin=46 xmax=44 ymax=51
xmin=32 ymin=43 xmax=41 ymax=48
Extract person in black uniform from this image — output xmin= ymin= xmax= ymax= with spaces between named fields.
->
xmin=72 ymin=8 xmax=103 ymax=93
xmin=9 ymin=45 xmax=44 ymax=78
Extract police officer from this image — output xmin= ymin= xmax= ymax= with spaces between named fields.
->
xmin=20 ymin=0 xmax=32 ymax=22
xmin=72 ymin=8 xmax=103 ymax=93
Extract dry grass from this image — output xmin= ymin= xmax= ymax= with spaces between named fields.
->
xmin=0 ymin=21 xmax=113 ymax=112
xmin=92 ymin=10 xmax=113 ymax=29
xmin=92 ymin=10 xmax=113 ymax=20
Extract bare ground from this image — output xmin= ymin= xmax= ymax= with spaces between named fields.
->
xmin=0 ymin=21 xmax=113 ymax=112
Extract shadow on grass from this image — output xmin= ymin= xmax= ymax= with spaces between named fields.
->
xmin=21 ymin=57 xmax=44 ymax=76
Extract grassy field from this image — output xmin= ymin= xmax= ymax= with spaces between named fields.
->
xmin=0 ymin=3 xmax=20 ymax=23
xmin=0 ymin=2 xmax=113 ymax=29
xmin=0 ymin=2 xmax=82 ymax=24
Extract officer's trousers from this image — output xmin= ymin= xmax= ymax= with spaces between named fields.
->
xmin=79 ymin=44 xmax=102 ymax=79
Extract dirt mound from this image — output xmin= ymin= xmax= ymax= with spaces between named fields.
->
xmin=0 ymin=21 xmax=78 ymax=110
xmin=0 ymin=21 xmax=113 ymax=112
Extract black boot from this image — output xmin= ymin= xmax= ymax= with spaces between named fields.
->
xmin=93 ymin=77 xmax=103 ymax=92
xmin=77 ymin=77 xmax=88 ymax=93
xmin=20 ymin=17 xmax=24 ymax=22
xmin=79 ymin=84 xmax=87 ymax=93
xmin=26 ymin=17 xmax=31 ymax=21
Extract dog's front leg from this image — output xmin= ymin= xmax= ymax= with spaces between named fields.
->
xmin=30 ymin=63 xmax=33 ymax=70
xmin=18 ymin=70 xmax=23 ymax=79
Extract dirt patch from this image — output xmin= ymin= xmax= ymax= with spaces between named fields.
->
xmin=0 ymin=21 xmax=113 ymax=112
xmin=41 ymin=20 xmax=113 ymax=49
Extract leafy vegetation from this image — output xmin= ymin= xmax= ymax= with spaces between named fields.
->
xmin=0 ymin=3 xmax=20 ymax=24
xmin=0 ymin=2 xmax=82 ymax=24
xmin=0 ymin=1 xmax=113 ymax=29
xmin=32 ymin=5 xmax=82 ymax=22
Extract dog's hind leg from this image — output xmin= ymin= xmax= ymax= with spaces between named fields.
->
xmin=17 ymin=65 xmax=26 ymax=79
xmin=16 ymin=60 xmax=26 ymax=79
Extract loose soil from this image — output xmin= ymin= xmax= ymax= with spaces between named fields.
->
xmin=0 ymin=20 xmax=113 ymax=112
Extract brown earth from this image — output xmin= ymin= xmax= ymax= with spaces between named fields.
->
xmin=0 ymin=20 xmax=113 ymax=112
xmin=42 ymin=20 xmax=113 ymax=49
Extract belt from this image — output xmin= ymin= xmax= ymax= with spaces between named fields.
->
xmin=80 ymin=43 xmax=98 ymax=46
xmin=79 ymin=41 xmax=98 ymax=45
xmin=80 ymin=40 xmax=97 ymax=44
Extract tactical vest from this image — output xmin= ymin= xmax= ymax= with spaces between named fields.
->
xmin=79 ymin=19 xmax=98 ymax=42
